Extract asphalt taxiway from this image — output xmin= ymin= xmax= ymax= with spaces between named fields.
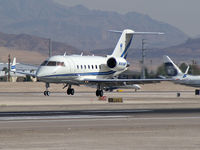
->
xmin=0 ymin=82 xmax=200 ymax=149
xmin=0 ymin=110 xmax=200 ymax=150
xmin=1 ymin=90 xmax=200 ymax=112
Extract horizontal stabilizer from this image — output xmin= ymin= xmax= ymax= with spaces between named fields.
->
xmin=109 ymin=30 xmax=123 ymax=33
xmin=133 ymin=32 xmax=164 ymax=35
xmin=109 ymin=30 xmax=164 ymax=35
xmin=111 ymin=29 xmax=164 ymax=59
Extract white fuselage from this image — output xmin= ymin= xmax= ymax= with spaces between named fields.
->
xmin=173 ymin=75 xmax=200 ymax=87
xmin=36 ymin=55 xmax=126 ymax=83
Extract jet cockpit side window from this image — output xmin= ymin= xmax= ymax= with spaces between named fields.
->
xmin=56 ymin=62 xmax=65 ymax=67
xmin=40 ymin=60 xmax=48 ymax=66
xmin=47 ymin=61 xmax=57 ymax=66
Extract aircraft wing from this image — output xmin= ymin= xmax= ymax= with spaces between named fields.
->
xmin=84 ymin=78 xmax=173 ymax=84
xmin=11 ymin=71 xmax=36 ymax=77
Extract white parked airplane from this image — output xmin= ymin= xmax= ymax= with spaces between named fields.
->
xmin=104 ymin=84 xmax=141 ymax=92
xmin=14 ymin=29 xmax=165 ymax=96
xmin=164 ymin=55 xmax=200 ymax=89
xmin=0 ymin=58 xmax=37 ymax=78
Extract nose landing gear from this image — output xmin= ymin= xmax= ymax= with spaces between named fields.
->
xmin=44 ymin=90 xmax=50 ymax=96
xmin=44 ymin=83 xmax=50 ymax=96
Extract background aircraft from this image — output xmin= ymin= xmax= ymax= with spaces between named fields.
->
xmin=164 ymin=55 xmax=200 ymax=93
xmin=0 ymin=58 xmax=37 ymax=81
xmin=104 ymin=84 xmax=141 ymax=92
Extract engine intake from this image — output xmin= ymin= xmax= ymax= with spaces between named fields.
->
xmin=107 ymin=57 xmax=117 ymax=68
xmin=106 ymin=57 xmax=127 ymax=71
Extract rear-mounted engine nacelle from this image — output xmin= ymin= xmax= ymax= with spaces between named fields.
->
xmin=107 ymin=57 xmax=127 ymax=71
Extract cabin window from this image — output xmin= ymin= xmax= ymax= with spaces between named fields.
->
xmin=84 ymin=65 xmax=86 ymax=69
xmin=95 ymin=65 xmax=98 ymax=69
xmin=56 ymin=62 xmax=65 ymax=67
xmin=88 ymin=65 xmax=90 ymax=69
xmin=81 ymin=65 xmax=83 ymax=69
xmin=92 ymin=65 xmax=94 ymax=69
xmin=77 ymin=65 xmax=79 ymax=69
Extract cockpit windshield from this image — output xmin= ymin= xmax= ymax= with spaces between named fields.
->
xmin=47 ymin=61 xmax=56 ymax=66
xmin=40 ymin=61 xmax=48 ymax=66
xmin=40 ymin=60 xmax=65 ymax=67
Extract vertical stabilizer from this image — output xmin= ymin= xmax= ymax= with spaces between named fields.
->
xmin=11 ymin=57 xmax=16 ymax=72
xmin=163 ymin=55 xmax=183 ymax=77
xmin=111 ymin=29 xmax=134 ymax=59
xmin=111 ymin=29 xmax=164 ymax=59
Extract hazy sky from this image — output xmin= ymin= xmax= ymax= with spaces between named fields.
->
xmin=55 ymin=0 xmax=200 ymax=37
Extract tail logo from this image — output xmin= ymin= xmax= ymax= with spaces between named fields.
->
xmin=164 ymin=62 xmax=178 ymax=76
xmin=120 ymin=43 xmax=123 ymax=52
xmin=183 ymin=74 xmax=187 ymax=78
xmin=11 ymin=65 xmax=16 ymax=70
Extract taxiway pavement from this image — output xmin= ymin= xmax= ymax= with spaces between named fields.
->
xmin=0 ymin=111 xmax=200 ymax=150
xmin=0 ymin=82 xmax=200 ymax=149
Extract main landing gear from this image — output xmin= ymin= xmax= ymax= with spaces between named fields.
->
xmin=195 ymin=89 xmax=200 ymax=95
xmin=67 ymin=87 xmax=75 ymax=95
xmin=96 ymin=89 xmax=103 ymax=97
xmin=96 ymin=84 xmax=103 ymax=97
xmin=64 ymin=84 xmax=75 ymax=95
xmin=43 ymin=83 xmax=103 ymax=97
xmin=44 ymin=83 xmax=50 ymax=96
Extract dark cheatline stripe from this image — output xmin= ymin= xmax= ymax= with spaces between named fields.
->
xmin=43 ymin=70 xmax=116 ymax=78
xmin=120 ymin=37 xmax=133 ymax=58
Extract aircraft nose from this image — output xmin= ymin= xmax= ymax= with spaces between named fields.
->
xmin=36 ymin=71 xmax=41 ymax=78
xmin=36 ymin=68 xmax=45 ymax=77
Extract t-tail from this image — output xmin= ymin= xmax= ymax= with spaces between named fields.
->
xmin=11 ymin=57 xmax=16 ymax=72
xmin=111 ymin=29 xmax=164 ymax=59
xmin=163 ymin=55 xmax=183 ymax=77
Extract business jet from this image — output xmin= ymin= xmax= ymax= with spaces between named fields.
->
xmin=13 ymin=29 xmax=165 ymax=96
xmin=164 ymin=55 xmax=200 ymax=93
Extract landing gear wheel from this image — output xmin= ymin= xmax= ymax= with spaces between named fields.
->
xmin=44 ymin=83 xmax=50 ymax=96
xmin=67 ymin=89 xmax=71 ymax=95
xmin=195 ymin=89 xmax=200 ymax=95
xmin=67 ymin=88 xmax=75 ymax=95
xmin=99 ymin=90 xmax=103 ymax=97
xmin=96 ymin=90 xmax=99 ymax=97
xmin=44 ymin=91 xmax=46 ymax=96
xmin=71 ymin=88 xmax=74 ymax=95
xmin=46 ymin=91 xmax=50 ymax=96
xmin=44 ymin=91 xmax=50 ymax=96
xmin=96 ymin=89 xmax=103 ymax=97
